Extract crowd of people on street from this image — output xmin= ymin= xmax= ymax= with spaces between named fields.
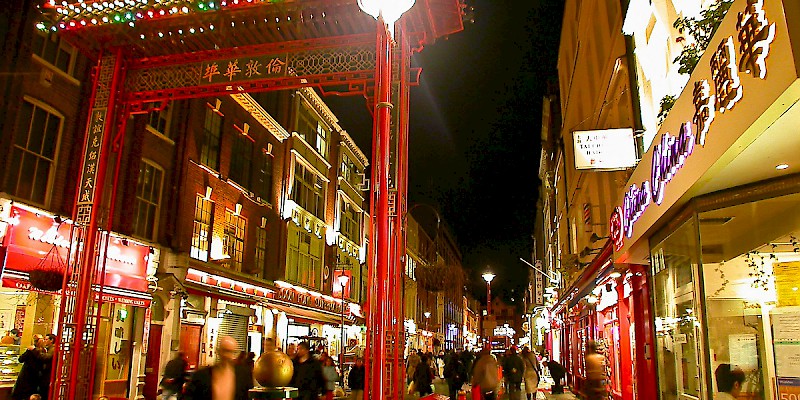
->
xmin=162 ymin=337 xmax=366 ymax=400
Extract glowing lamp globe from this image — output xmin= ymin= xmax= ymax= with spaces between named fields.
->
xmin=357 ymin=0 xmax=416 ymax=37
xmin=482 ymin=273 xmax=496 ymax=283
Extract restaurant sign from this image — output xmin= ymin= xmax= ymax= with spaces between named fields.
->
xmin=612 ymin=0 xmax=777 ymax=246
xmin=1 ymin=205 xmax=150 ymax=293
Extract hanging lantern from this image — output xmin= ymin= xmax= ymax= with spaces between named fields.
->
xmin=29 ymin=243 xmax=67 ymax=292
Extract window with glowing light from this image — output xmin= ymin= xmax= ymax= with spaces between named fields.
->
xmin=291 ymin=161 xmax=325 ymax=219
xmin=190 ymin=195 xmax=214 ymax=262
xmin=4 ymin=99 xmax=62 ymax=206
xmin=223 ymin=209 xmax=246 ymax=272
xmin=286 ymin=228 xmax=323 ymax=290
xmin=254 ymin=226 xmax=267 ymax=278
xmin=297 ymin=104 xmax=329 ymax=158
xmin=339 ymin=199 xmax=361 ymax=243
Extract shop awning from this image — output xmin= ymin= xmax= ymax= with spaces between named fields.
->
xmin=551 ymin=241 xmax=614 ymax=314
xmin=264 ymin=300 xmax=353 ymax=326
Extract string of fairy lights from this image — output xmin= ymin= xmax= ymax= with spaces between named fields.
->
xmin=39 ymin=0 xmax=295 ymax=32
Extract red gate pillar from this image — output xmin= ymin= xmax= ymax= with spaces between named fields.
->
xmin=366 ymin=16 xmax=394 ymax=400
xmin=51 ymin=48 xmax=127 ymax=400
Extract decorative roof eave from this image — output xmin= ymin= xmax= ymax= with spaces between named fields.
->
xmin=339 ymin=130 xmax=368 ymax=167
xmin=297 ymin=86 xmax=343 ymax=133
xmin=230 ymin=93 xmax=290 ymax=141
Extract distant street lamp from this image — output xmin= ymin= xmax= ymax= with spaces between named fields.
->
xmin=423 ymin=311 xmax=431 ymax=351
xmin=337 ymin=273 xmax=350 ymax=386
xmin=482 ymin=272 xmax=496 ymax=315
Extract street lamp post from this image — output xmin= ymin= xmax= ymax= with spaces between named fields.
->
xmin=482 ymin=272 xmax=496 ymax=315
xmin=356 ymin=1 xmax=416 ymax=399
xmin=337 ymin=274 xmax=350 ymax=387
xmin=423 ymin=311 xmax=431 ymax=351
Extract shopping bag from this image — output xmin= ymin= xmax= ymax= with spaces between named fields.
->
xmin=471 ymin=384 xmax=481 ymax=400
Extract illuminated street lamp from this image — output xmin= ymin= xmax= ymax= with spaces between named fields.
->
xmin=423 ymin=311 xmax=431 ymax=351
xmin=356 ymin=0 xmax=416 ymax=398
xmin=337 ymin=274 xmax=350 ymax=386
xmin=482 ymin=272 xmax=496 ymax=315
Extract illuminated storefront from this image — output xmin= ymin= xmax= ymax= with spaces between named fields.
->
xmin=614 ymin=1 xmax=800 ymax=398
xmin=0 ymin=201 xmax=154 ymax=398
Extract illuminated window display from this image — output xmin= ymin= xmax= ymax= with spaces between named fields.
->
xmin=651 ymin=187 xmax=800 ymax=400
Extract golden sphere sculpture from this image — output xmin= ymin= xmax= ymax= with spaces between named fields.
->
xmin=254 ymin=348 xmax=294 ymax=387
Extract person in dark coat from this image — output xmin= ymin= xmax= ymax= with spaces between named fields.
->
xmin=545 ymin=359 xmax=566 ymax=394
xmin=160 ymin=352 xmax=188 ymax=400
xmin=413 ymin=354 xmax=434 ymax=397
xmin=184 ymin=336 xmax=253 ymax=400
xmin=290 ymin=342 xmax=325 ymax=400
xmin=501 ymin=347 xmax=525 ymax=400
xmin=348 ymin=357 xmax=365 ymax=400
xmin=444 ymin=350 xmax=467 ymax=400
xmin=12 ymin=338 xmax=46 ymax=400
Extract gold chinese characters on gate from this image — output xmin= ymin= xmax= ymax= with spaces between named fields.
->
xmin=199 ymin=54 xmax=289 ymax=85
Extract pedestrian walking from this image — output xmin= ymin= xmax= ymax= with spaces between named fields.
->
xmin=521 ymin=348 xmax=539 ymax=400
xmin=470 ymin=345 xmax=500 ymax=400
xmin=183 ymin=336 xmax=253 ymax=400
xmin=347 ymin=357 xmax=365 ymax=400
xmin=444 ymin=350 xmax=467 ymax=400
xmin=290 ymin=342 xmax=325 ymax=400
xmin=501 ymin=346 xmax=524 ymax=400
xmin=321 ymin=355 xmax=339 ymax=400
xmin=160 ymin=352 xmax=188 ymax=400
xmin=39 ymin=334 xmax=56 ymax=400
xmin=584 ymin=341 xmax=607 ymax=400
xmin=407 ymin=350 xmax=421 ymax=385
xmin=413 ymin=354 xmax=434 ymax=397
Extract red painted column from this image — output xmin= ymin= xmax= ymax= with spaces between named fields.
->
xmin=366 ymin=16 xmax=394 ymax=400
xmin=630 ymin=265 xmax=657 ymax=400
xmin=616 ymin=277 xmax=633 ymax=400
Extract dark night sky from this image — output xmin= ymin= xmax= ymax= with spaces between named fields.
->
xmin=325 ymin=1 xmax=563 ymax=304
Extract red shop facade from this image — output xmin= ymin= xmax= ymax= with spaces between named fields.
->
xmin=549 ymin=242 xmax=657 ymax=400
xmin=0 ymin=201 xmax=153 ymax=399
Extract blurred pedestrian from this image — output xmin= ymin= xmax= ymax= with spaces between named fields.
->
xmin=471 ymin=345 xmax=500 ymax=400
xmin=39 ymin=334 xmax=56 ymax=400
xmin=183 ymin=336 xmax=253 ymax=400
xmin=160 ymin=352 xmax=188 ymax=400
xmin=287 ymin=343 xmax=298 ymax=360
xmin=290 ymin=342 xmax=325 ymax=400
xmin=444 ymin=350 xmax=467 ymax=400
xmin=414 ymin=354 xmax=434 ymax=397
xmin=521 ymin=347 xmax=539 ymax=400
xmin=501 ymin=346 xmax=524 ymax=400
xmin=321 ymin=355 xmax=339 ymax=400
xmin=584 ymin=341 xmax=607 ymax=400
xmin=407 ymin=350 xmax=421 ymax=385
xmin=348 ymin=358 xmax=365 ymax=400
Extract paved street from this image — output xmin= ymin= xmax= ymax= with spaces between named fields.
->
xmin=407 ymin=380 xmax=578 ymax=400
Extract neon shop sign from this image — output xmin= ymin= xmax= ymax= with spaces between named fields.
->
xmin=615 ymin=0 xmax=776 ymax=242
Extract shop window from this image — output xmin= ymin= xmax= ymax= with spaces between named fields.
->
xmin=339 ymin=199 xmax=361 ymax=242
xmin=229 ymin=132 xmax=253 ymax=188
xmin=146 ymin=104 xmax=172 ymax=140
xmin=255 ymin=226 xmax=267 ymax=278
xmin=200 ymin=108 xmax=223 ymax=171
xmin=297 ymin=104 xmax=328 ymax=158
xmin=291 ymin=161 xmax=324 ymax=219
xmin=698 ymin=191 xmax=800 ymax=398
xmin=286 ymin=227 xmax=322 ymax=290
xmin=4 ymin=99 xmax=62 ymax=205
xmin=650 ymin=218 xmax=705 ymax=399
xmin=253 ymin=150 xmax=273 ymax=203
xmin=31 ymin=31 xmax=76 ymax=76
xmin=223 ymin=209 xmax=246 ymax=272
xmin=190 ymin=195 xmax=214 ymax=262
xmin=132 ymin=160 xmax=164 ymax=241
